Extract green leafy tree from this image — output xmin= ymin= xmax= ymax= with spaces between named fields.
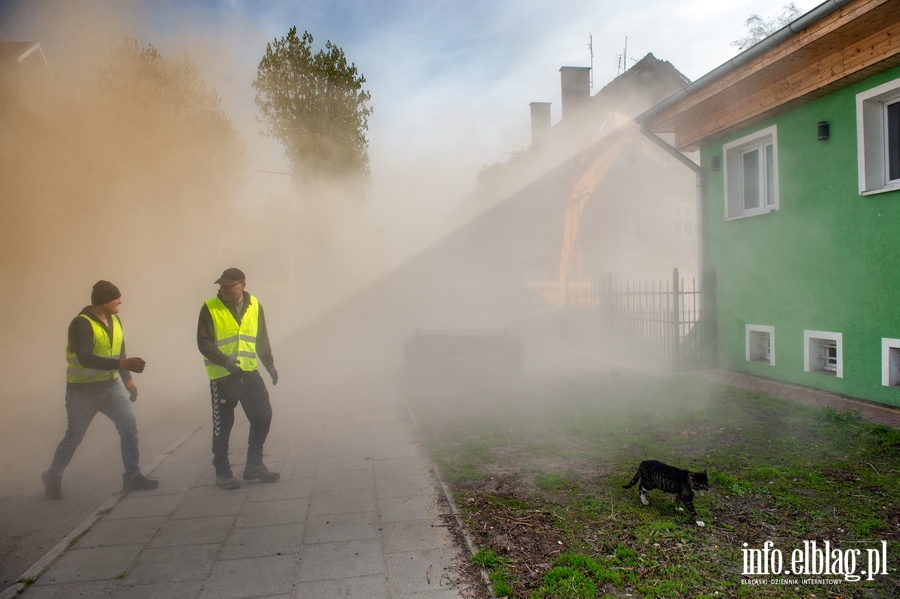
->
xmin=1 ymin=37 xmax=245 ymax=286
xmin=732 ymin=3 xmax=804 ymax=51
xmin=1 ymin=37 xmax=246 ymax=393
xmin=97 ymin=38 xmax=246 ymax=212
xmin=253 ymin=27 xmax=372 ymax=192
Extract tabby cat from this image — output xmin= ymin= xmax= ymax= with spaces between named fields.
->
xmin=623 ymin=460 xmax=709 ymax=527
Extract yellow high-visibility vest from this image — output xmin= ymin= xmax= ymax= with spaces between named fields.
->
xmin=204 ymin=295 xmax=260 ymax=380
xmin=65 ymin=314 xmax=123 ymax=383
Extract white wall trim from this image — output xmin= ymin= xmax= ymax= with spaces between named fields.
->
xmin=746 ymin=324 xmax=775 ymax=365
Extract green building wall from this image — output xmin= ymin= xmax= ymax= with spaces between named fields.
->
xmin=700 ymin=64 xmax=900 ymax=407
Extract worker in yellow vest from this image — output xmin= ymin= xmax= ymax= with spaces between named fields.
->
xmin=42 ymin=280 xmax=159 ymax=500
xmin=197 ymin=268 xmax=279 ymax=490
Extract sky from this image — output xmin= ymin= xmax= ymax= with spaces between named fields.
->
xmin=0 ymin=0 xmax=805 ymax=235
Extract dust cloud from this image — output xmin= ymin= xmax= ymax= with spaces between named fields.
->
xmin=0 ymin=1 xmax=245 ymax=494
xmin=0 ymin=0 xmax=703 ymax=507
xmin=0 ymin=0 xmax=452 ymax=496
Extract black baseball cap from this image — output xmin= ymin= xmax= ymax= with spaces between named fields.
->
xmin=215 ymin=267 xmax=246 ymax=285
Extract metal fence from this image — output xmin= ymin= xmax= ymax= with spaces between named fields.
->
xmin=566 ymin=268 xmax=716 ymax=373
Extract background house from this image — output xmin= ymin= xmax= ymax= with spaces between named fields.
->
xmin=640 ymin=0 xmax=900 ymax=407
xmin=0 ymin=41 xmax=53 ymax=106
xmin=278 ymin=54 xmax=702 ymax=382
xmin=468 ymin=54 xmax=698 ymax=291
xmin=470 ymin=53 xmax=692 ymax=212
xmin=556 ymin=114 xmax=698 ymax=285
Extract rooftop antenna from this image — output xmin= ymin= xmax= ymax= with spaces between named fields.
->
xmin=623 ymin=36 xmax=628 ymax=73
xmin=588 ymin=33 xmax=594 ymax=89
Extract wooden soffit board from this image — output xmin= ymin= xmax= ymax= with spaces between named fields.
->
xmin=647 ymin=0 xmax=900 ymax=150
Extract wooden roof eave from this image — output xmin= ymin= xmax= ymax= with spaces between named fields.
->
xmin=643 ymin=0 xmax=900 ymax=150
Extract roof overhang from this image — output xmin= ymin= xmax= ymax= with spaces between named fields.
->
xmin=638 ymin=0 xmax=900 ymax=151
xmin=1 ymin=41 xmax=41 ymax=63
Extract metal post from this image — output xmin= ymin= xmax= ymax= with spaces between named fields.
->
xmin=672 ymin=268 xmax=680 ymax=373
xmin=704 ymin=266 xmax=717 ymax=369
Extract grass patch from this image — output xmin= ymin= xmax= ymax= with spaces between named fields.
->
xmin=535 ymin=472 xmax=574 ymax=492
xmin=67 ymin=526 xmax=93 ymax=549
xmin=471 ymin=547 xmax=513 ymax=595
xmin=410 ymin=372 xmax=900 ymax=598
xmin=529 ymin=566 xmax=596 ymax=599
xmin=820 ymin=405 xmax=861 ymax=423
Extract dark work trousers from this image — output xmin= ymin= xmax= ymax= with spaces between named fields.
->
xmin=209 ymin=370 xmax=272 ymax=477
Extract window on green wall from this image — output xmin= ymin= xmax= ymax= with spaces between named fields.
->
xmin=856 ymin=78 xmax=900 ymax=194
xmin=886 ymin=98 xmax=900 ymax=183
xmin=723 ymin=125 xmax=779 ymax=219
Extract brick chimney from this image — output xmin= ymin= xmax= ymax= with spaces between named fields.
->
xmin=559 ymin=66 xmax=591 ymax=120
xmin=529 ymin=102 xmax=551 ymax=147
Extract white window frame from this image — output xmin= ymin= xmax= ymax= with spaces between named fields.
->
xmin=723 ymin=125 xmax=779 ymax=219
xmin=856 ymin=78 xmax=900 ymax=195
xmin=881 ymin=338 xmax=900 ymax=387
xmin=620 ymin=205 xmax=642 ymax=238
xmin=746 ymin=324 xmax=775 ymax=365
xmin=804 ymin=330 xmax=843 ymax=378
xmin=671 ymin=204 xmax=696 ymax=239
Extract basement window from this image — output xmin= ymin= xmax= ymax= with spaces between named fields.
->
xmin=723 ymin=125 xmax=779 ymax=219
xmin=856 ymin=78 xmax=900 ymax=194
xmin=881 ymin=338 xmax=900 ymax=387
xmin=746 ymin=324 xmax=775 ymax=365
xmin=804 ymin=330 xmax=842 ymax=378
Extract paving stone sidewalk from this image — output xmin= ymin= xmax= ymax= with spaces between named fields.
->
xmin=699 ymin=369 xmax=900 ymax=428
xmin=9 ymin=388 xmax=469 ymax=599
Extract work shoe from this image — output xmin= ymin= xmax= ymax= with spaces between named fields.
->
xmin=242 ymin=464 xmax=280 ymax=483
xmin=41 ymin=471 xmax=62 ymax=500
xmin=123 ymin=474 xmax=160 ymax=491
xmin=216 ymin=475 xmax=242 ymax=490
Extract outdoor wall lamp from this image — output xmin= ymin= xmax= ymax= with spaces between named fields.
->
xmin=710 ymin=156 xmax=721 ymax=170
xmin=817 ymin=121 xmax=830 ymax=141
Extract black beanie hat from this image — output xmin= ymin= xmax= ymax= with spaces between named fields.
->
xmin=91 ymin=280 xmax=121 ymax=305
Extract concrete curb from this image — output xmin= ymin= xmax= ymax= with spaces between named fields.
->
xmin=402 ymin=401 xmax=496 ymax=598
xmin=0 ymin=418 xmax=207 ymax=599
xmin=0 ymin=489 xmax=122 ymax=599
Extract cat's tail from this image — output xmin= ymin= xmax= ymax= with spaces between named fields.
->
xmin=622 ymin=469 xmax=640 ymax=489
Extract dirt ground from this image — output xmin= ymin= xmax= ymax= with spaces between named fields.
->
xmin=412 ymin=372 xmax=900 ymax=599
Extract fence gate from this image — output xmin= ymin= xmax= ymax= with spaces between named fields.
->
xmin=565 ymin=268 xmax=716 ymax=373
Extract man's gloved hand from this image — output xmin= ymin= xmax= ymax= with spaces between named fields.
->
xmin=267 ymin=367 xmax=278 ymax=386
xmin=119 ymin=357 xmax=146 ymax=373
xmin=224 ymin=357 xmax=242 ymax=375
